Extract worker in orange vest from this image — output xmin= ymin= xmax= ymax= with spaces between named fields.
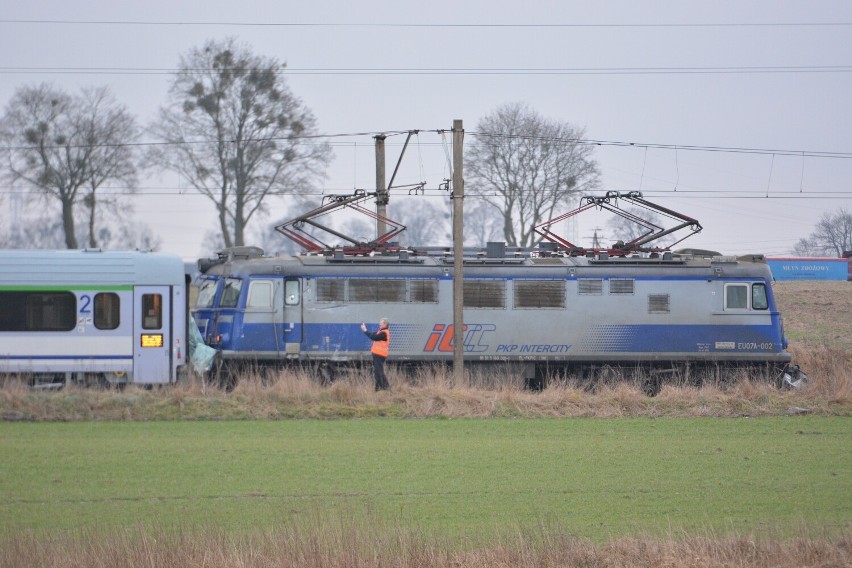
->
xmin=361 ymin=318 xmax=390 ymax=391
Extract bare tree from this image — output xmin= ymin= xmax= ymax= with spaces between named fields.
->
xmin=466 ymin=103 xmax=600 ymax=248
xmin=0 ymin=84 xmax=140 ymax=249
xmin=793 ymin=208 xmax=852 ymax=257
xmin=394 ymin=199 xmax=450 ymax=246
xmin=150 ymin=38 xmax=332 ymax=248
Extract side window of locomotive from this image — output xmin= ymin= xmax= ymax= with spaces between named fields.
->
xmin=752 ymin=283 xmax=768 ymax=310
xmin=195 ymin=279 xmax=218 ymax=308
xmin=514 ymin=280 xmax=565 ymax=308
xmin=464 ymin=279 xmax=506 ymax=308
xmin=219 ymin=278 xmax=243 ymax=308
xmin=0 ymin=291 xmax=76 ymax=331
xmin=142 ymin=294 xmax=162 ymax=329
xmin=284 ymin=280 xmax=300 ymax=305
xmin=724 ymin=284 xmax=749 ymax=310
xmin=246 ymin=280 xmax=273 ymax=308
xmin=94 ymin=292 xmax=120 ymax=330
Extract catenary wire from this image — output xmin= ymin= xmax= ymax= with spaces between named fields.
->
xmin=2 ymin=19 xmax=851 ymax=28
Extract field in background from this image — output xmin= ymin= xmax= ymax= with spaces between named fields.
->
xmin=773 ymin=280 xmax=851 ymax=349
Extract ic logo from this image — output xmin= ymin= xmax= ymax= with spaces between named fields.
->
xmin=423 ymin=323 xmax=496 ymax=353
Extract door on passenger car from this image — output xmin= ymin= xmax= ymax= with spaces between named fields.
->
xmin=134 ymin=286 xmax=172 ymax=383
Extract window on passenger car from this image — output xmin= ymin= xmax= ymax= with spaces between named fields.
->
xmin=350 ymin=279 xmax=406 ymax=302
xmin=410 ymin=279 xmax=438 ymax=303
xmin=142 ymin=294 xmax=162 ymax=329
xmin=246 ymin=280 xmax=273 ymax=308
xmin=94 ymin=292 xmax=120 ymax=330
xmin=514 ymin=280 xmax=565 ymax=308
xmin=752 ymin=283 xmax=768 ymax=310
xmin=725 ymin=284 xmax=748 ymax=310
xmin=219 ymin=278 xmax=242 ymax=308
xmin=0 ymin=291 xmax=76 ymax=331
xmin=464 ymin=279 xmax=505 ymax=308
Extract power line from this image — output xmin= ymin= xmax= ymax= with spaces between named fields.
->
xmin=2 ymin=19 xmax=851 ymax=28
xmin=2 ymin=65 xmax=851 ymax=76
xmin=3 ymin=130 xmax=852 ymax=159
xmin=469 ymin=132 xmax=852 ymax=159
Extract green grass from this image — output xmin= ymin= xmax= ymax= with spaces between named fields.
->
xmin=1 ymin=418 xmax=849 ymax=540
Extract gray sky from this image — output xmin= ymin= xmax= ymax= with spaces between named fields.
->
xmin=1 ymin=0 xmax=850 ymax=259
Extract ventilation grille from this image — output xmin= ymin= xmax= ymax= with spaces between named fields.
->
xmin=648 ymin=294 xmax=670 ymax=314
xmin=464 ymin=280 xmax=506 ymax=308
xmin=578 ymin=279 xmax=603 ymax=295
xmin=514 ymin=280 xmax=565 ymax=308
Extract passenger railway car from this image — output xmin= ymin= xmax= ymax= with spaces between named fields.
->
xmin=193 ymin=245 xmax=792 ymax=387
xmin=0 ymin=249 xmax=189 ymax=386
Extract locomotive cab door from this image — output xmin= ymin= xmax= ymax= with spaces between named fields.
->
xmin=134 ymin=286 xmax=172 ymax=384
xmin=283 ymin=278 xmax=302 ymax=356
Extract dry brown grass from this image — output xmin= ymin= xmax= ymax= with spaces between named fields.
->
xmin=773 ymin=281 xmax=852 ymax=349
xmin=1 ymin=523 xmax=848 ymax=568
xmin=1 ymin=356 xmax=849 ymax=421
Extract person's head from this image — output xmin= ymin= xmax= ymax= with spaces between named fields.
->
xmin=379 ymin=318 xmax=389 ymax=329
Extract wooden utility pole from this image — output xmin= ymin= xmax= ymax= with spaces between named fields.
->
xmin=374 ymin=134 xmax=388 ymax=239
xmin=452 ymin=119 xmax=465 ymax=383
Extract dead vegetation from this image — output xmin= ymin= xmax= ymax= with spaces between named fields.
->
xmin=0 ymin=523 xmax=848 ymax=568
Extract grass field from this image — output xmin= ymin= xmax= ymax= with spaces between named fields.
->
xmin=2 ymin=417 xmax=849 ymax=539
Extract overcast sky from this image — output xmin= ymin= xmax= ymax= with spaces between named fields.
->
xmin=1 ymin=0 xmax=850 ymax=259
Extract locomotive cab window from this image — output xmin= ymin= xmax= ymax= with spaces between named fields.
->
xmin=219 ymin=278 xmax=242 ymax=308
xmin=195 ymin=279 xmax=218 ymax=308
xmin=142 ymin=294 xmax=162 ymax=329
xmin=285 ymin=280 xmax=300 ymax=305
xmin=246 ymin=280 xmax=273 ymax=308
xmin=724 ymin=284 xmax=749 ymax=310
xmin=94 ymin=292 xmax=120 ymax=330
xmin=752 ymin=283 xmax=768 ymax=310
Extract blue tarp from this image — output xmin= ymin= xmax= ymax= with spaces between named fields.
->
xmin=767 ymin=258 xmax=848 ymax=281
xmin=189 ymin=316 xmax=217 ymax=373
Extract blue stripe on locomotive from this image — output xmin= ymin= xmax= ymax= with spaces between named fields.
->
xmin=230 ymin=321 xmax=785 ymax=356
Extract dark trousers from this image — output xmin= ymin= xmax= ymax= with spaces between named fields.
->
xmin=372 ymin=354 xmax=389 ymax=391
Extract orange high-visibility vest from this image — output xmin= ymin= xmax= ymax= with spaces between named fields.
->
xmin=370 ymin=328 xmax=390 ymax=358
